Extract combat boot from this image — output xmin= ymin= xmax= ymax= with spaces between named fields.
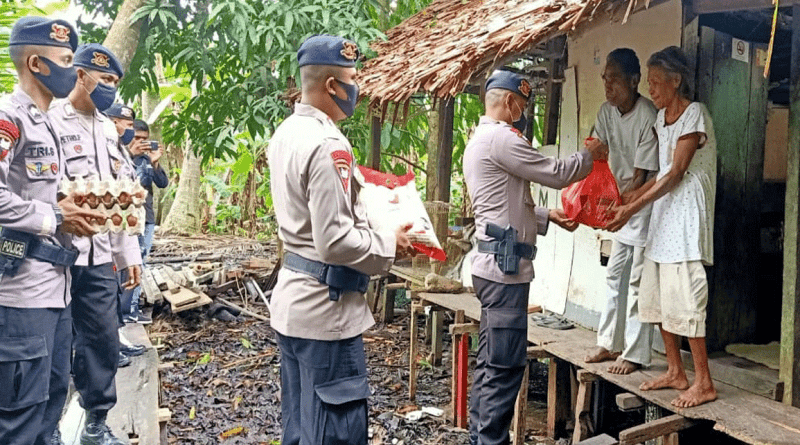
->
xmin=80 ymin=410 xmax=125 ymax=445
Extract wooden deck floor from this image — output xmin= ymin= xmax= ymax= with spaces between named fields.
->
xmin=60 ymin=323 xmax=161 ymax=445
xmin=417 ymin=292 xmax=800 ymax=445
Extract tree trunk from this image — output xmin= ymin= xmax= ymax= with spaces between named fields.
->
xmin=102 ymin=0 xmax=148 ymax=72
xmin=161 ymin=144 xmax=203 ymax=234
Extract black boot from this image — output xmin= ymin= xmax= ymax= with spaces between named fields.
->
xmin=80 ymin=410 xmax=125 ymax=445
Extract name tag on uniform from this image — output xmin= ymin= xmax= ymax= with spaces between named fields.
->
xmin=0 ymin=238 xmax=27 ymax=259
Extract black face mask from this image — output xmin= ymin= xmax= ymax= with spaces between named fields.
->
xmin=510 ymin=99 xmax=527 ymax=134
xmin=32 ymin=56 xmax=77 ymax=99
xmin=331 ymin=79 xmax=359 ymax=118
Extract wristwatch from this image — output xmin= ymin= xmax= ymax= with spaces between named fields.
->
xmin=53 ymin=205 xmax=63 ymax=227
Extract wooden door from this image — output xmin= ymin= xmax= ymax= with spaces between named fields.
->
xmin=696 ymin=26 xmax=769 ymax=351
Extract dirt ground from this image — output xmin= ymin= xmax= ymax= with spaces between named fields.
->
xmin=151 ymin=306 xmax=561 ymax=445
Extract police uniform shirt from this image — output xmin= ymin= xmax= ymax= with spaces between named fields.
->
xmin=268 ymin=103 xmax=396 ymax=341
xmin=463 ymin=117 xmax=593 ymax=284
xmin=0 ymin=89 xmax=71 ymax=308
xmin=49 ymin=98 xmax=141 ymax=269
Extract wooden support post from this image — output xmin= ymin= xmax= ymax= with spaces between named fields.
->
xmin=782 ymin=2 xmax=800 ymax=408
xmin=380 ymin=284 xmax=395 ymax=323
xmin=424 ymin=307 xmax=432 ymax=346
xmin=572 ymin=370 xmax=598 ymax=444
xmin=547 ymin=357 xmax=570 ymax=439
xmin=512 ymin=362 xmax=530 ymax=445
xmin=369 ymin=114 xmax=381 ymax=170
xmin=451 ymin=309 xmax=465 ymax=426
xmin=543 ymin=36 xmax=566 ymax=145
xmin=431 ymin=309 xmax=444 ymax=366
xmin=436 ymin=98 xmax=455 ymax=203
xmin=409 ymin=302 xmax=423 ymax=401
xmin=618 ymin=414 xmax=697 ymax=445
xmin=456 ymin=330 xmax=470 ymax=429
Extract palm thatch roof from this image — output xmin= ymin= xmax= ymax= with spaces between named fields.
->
xmin=359 ymin=0 xmax=654 ymax=109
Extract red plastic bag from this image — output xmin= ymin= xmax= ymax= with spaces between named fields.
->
xmin=356 ymin=166 xmax=447 ymax=261
xmin=561 ymin=160 xmax=620 ymax=229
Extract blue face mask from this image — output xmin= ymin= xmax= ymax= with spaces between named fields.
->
xmin=87 ymin=78 xmax=117 ymax=112
xmin=510 ymin=99 xmax=528 ymax=135
xmin=32 ymin=56 xmax=77 ymax=99
xmin=513 ymin=114 xmax=528 ymax=134
xmin=120 ymin=128 xmax=134 ymax=145
xmin=331 ymin=79 xmax=359 ymax=118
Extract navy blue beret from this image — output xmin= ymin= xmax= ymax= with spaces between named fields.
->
xmin=298 ymin=35 xmax=359 ymax=68
xmin=486 ymin=70 xmax=532 ymax=100
xmin=9 ymin=17 xmax=78 ymax=52
xmin=74 ymin=43 xmax=123 ymax=78
xmin=105 ymin=103 xmax=136 ymax=120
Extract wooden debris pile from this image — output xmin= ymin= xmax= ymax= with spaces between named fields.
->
xmin=359 ymin=0 xmax=653 ymax=110
xmin=142 ymin=256 xmax=280 ymax=315
xmin=142 ymin=235 xmax=280 ymax=316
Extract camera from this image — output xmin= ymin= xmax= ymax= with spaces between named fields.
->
xmin=148 ymin=141 xmax=159 ymax=151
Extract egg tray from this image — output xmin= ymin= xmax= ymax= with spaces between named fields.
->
xmin=60 ymin=176 xmax=147 ymax=235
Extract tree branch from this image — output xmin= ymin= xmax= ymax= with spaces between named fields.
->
xmin=381 ymin=153 xmax=425 ymax=172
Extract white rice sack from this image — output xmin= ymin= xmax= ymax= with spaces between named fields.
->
xmin=355 ymin=166 xmax=446 ymax=261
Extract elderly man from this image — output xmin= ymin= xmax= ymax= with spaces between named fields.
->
xmin=464 ymin=70 xmax=606 ymax=445
xmin=49 ymin=43 xmax=143 ymax=445
xmin=0 ymin=17 xmax=103 ymax=445
xmin=267 ymin=35 xmax=413 ymax=444
xmin=584 ymin=48 xmax=658 ymax=375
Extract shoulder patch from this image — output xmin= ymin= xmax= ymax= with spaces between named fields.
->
xmin=331 ymin=149 xmax=353 ymax=193
xmin=511 ymin=127 xmax=530 ymax=144
xmin=0 ymin=119 xmax=20 ymax=162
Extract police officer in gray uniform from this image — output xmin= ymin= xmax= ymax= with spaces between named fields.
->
xmin=0 ymin=17 xmax=104 ymax=445
xmin=463 ymin=70 xmax=607 ymax=445
xmin=49 ymin=43 xmax=142 ymax=445
xmin=268 ymin=35 xmax=413 ymax=445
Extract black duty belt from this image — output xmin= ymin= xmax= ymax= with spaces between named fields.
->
xmin=283 ymin=252 xmax=370 ymax=301
xmin=0 ymin=228 xmax=78 ymax=278
xmin=477 ymin=240 xmax=537 ymax=260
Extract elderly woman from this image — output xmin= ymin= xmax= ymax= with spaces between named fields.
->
xmin=607 ymin=46 xmax=717 ymax=408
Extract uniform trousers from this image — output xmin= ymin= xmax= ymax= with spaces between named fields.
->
xmin=469 ymin=276 xmax=530 ymax=445
xmin=596 ymin=241 xmax=652 ymax=366
xmin=71 ymin=263 xmax=120 ymax=413
xmin=0 ymin=304 xmax=72 ymax=445
xmin=276 ymin=332 xmax=371 ymax=445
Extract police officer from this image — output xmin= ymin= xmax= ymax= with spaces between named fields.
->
xmin=463 ymin=70 xmax=607 ymax=445
xmin=48 ymin=43 xmax=143 ymax=445
xmin=104 ymin=103 xmax=135 ymax=147
xmin=0 ymin=17 xmax=104 ymax=445
xmin=102 ymin=102 xmax=145 ymax=370
xmin=268 ymin=35 xmax=413 ymax=445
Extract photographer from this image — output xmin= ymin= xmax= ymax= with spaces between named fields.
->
xmin=121 ymin=119 xmax=168 ymax=323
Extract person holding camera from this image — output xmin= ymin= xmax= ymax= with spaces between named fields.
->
xmin=120 ymin=119 xmax=167 ymax=323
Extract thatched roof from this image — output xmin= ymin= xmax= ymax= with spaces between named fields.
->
xmin=359 ymin=0 xmax=648 ymax=107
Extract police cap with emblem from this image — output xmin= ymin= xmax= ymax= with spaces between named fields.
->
xmin=297 ymin=35 xmax=360 ymax=68
xmin=485 ymin=70 xmax=532 ymax=101
xmin=105 ymin=103 xmax=136 ymax=121
xmin=9 ymin=17 xmax=78 ymax=52
xmin=74 ymin=43 xmax=123 ymax=78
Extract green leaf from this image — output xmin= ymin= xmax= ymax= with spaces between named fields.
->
xmin=198 ymin=352 xmax=211 ymax=365
xmin=240 ymin=337 xmax=253 ymax=349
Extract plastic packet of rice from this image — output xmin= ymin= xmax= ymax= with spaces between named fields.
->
xmin=355 ymin=166 xmax=446 ymax=261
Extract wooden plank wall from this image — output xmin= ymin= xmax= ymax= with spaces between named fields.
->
xmin=697 ymin=26 xmax=767 ymax=352
xmin=780 ymin=3 xmax=800 ymax=408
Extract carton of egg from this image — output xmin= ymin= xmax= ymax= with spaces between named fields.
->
xmin=60 ymin=175 xmax=147 ymax=235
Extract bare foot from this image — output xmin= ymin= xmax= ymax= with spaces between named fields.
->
xmin=584 ymin=347 xmax=619 ymax=364
xmin=672 ymin=382 xmax=717 ymax=408
xmin=639 ymin=372 xmax=689 ymax=391
xmin=608 ymin=357 xmax=641 ymax=375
